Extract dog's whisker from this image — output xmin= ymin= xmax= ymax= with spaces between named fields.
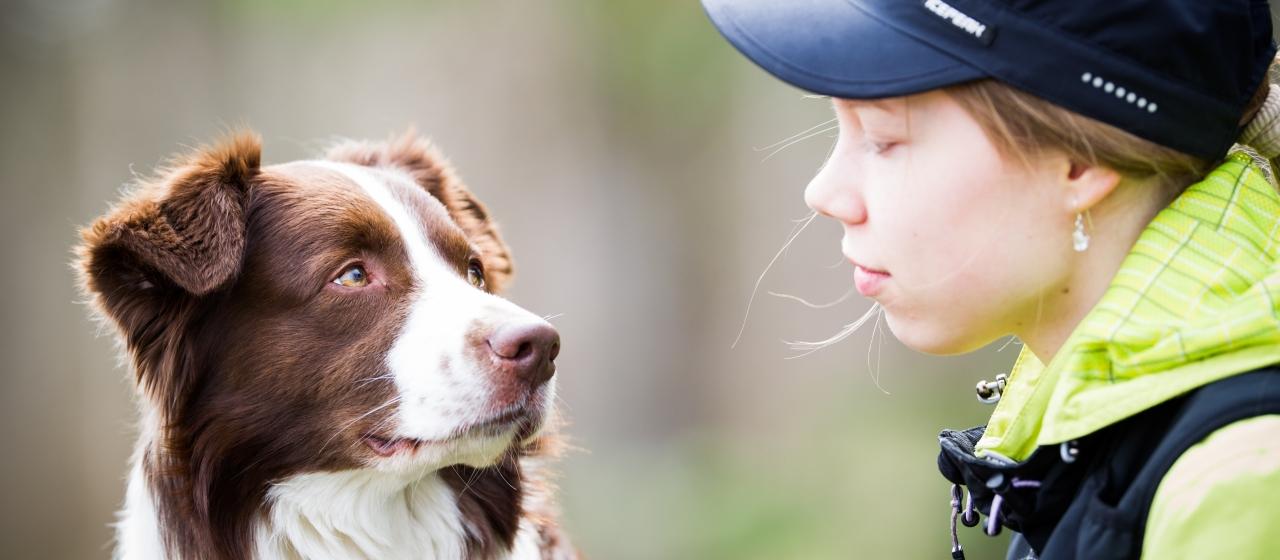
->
xmin=542 ymin=312 xmax=565 ymax=322
xmin=353 ymin=373 xmax=397 ymax=388
xmin=358 ymin=411 xmax=405 ymax=449
xmin=492 ymin=464 xmax=519 ymax=492
xmin=316 ymin=396 xmax=403 ymax=457
xmin=455 ymin=464 xmax=486 ymax=500
xmin=360 ymin=417 xmax=397 ymax=443
xmin=449 ymin=465 xmax=470 ymax=498
xmin=551 ymin=391 xmax=573 ymax=414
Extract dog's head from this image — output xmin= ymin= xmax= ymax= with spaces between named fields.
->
xmin=79 ymin=131 xmax=559 ymax=482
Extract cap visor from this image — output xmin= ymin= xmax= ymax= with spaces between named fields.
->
xmin=703 ymin=0 xmax=985 ymax=98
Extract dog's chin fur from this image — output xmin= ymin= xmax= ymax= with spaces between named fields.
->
xmin=82 ymin=131 xmax=576 ymax=560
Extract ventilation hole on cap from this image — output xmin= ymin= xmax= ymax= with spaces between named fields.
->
xmin=1104 ymin=82 xmax=1115 ymax=93
xmin=1082 ymin=72 xmax=1093 ymax=82
xmin=1115 ymin=87 xmax=1126 ymax=98
xmin=1138 ymin=98 xmax=1147 ymax=108
xmin=1148 ymin=103 xmax=1158 ymax=113
xmin=1092 ymin=77 xmax=1103 ymax=87
xmin=1126 ymin=93 xmax=1136 ymax=103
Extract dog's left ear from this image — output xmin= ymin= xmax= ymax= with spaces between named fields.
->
xmin=326 ymin=132 xmax=514 ymax=292
xmin=77 ymin=132 xmax=260 ymax=399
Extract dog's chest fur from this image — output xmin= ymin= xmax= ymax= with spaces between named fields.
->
xmin=116 ymin=451 xmax=546 ymax=560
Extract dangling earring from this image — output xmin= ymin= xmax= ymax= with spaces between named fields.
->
xmin=1073 ymin=212 xmax=1090 ymax=252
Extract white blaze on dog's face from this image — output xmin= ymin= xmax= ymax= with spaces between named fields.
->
xmin=304 ymin=160 xmax=559 ymax=470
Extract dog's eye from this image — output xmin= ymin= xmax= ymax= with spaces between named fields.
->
xmin=333 ymin=265 xmax=370 ymax=288
xmin=467 ymin=259 xmax=486 ymax=290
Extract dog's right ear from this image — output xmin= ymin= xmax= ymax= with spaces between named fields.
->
xmin=77 ymin=132 xmax=260 ymax=347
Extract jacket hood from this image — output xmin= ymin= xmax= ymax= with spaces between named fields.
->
xmin=978 ymin=151 xmax=1280 ymax=461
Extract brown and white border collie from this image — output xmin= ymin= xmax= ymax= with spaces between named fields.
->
xmin=77 ymin=131 xmax=576 ymax=559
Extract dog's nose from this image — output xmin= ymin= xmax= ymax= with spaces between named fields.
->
xmin=487 ymin=322 xmax=560 ymax=388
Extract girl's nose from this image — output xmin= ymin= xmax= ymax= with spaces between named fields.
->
xmin=804 ymin=157 xmax=867 ymax=225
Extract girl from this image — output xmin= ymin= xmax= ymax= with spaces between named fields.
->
xmin=703 ymin=1 xmax=1280 ymax=558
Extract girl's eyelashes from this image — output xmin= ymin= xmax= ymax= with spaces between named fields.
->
xmin=863 ymin=138 xmax=900 ymax=154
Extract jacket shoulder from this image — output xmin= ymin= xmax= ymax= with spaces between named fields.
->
xmin=1143 ymin=414 xmax=1280 ymax=559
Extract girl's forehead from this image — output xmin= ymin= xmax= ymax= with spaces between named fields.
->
xmin=834 ymin=97 xmax=907 ymax=113
xmin=832 ymin=97 xmax=924 ymax=129
xmin=835 ymin=92 xmax=968 ymax=127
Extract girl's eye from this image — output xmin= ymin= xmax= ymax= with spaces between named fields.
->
xmin=333 ymin=265 xmax=370 ymax=288
xmin=467 ymin=259 xmax=486 ymax=290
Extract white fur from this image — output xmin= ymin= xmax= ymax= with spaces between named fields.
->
xmin=117 ymin=460 xmax=544 ymax=559
xmin=115 ymin=404 xmax=165 ymax=560
xmin=116 ymin=437 xmax=545 ymax=560
xmin=115 ymin=450 xmax=165 ymax=560
xmin=256 ymin=469 xmax=466 ymax=559
xmin=508 ymin=522 xmax=542 ymax=560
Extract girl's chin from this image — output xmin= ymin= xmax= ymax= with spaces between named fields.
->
xmin=882 ymin=311 xmax=990 ymax=356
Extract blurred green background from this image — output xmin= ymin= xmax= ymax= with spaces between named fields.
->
xmin=0 ymin=0 xmax=1165 ymax=558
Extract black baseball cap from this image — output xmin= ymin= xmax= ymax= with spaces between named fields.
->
xmin=702 ymin=0 xmax=1276 ymax=160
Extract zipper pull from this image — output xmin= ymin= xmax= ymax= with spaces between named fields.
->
xmin=1059 ymin=440 xmax=1080 ymax=463
xmin=975 ymin=373 xmax=1008 ymax=404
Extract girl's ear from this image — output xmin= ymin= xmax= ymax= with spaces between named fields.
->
xmin=1064 ymin=159 xmax=1123 ymax=213
xmin=325 ymin=131 xmax=514 ymax=292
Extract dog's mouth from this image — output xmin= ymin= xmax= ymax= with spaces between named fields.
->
xmin=362 ymin=406 xmax=535 ymax=458
xmin=362 ymin=434 xmax=424 ymax=457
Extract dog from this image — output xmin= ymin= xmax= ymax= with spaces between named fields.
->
xmin=77 ymin=131 xmax=576 ymax=559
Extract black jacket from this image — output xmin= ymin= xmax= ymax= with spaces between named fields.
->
xmin=937 ymin=367 xmax=1280 ymax=559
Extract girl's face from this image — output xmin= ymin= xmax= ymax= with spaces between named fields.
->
xmin=806 ymin=91 xmax=1077 ymax=355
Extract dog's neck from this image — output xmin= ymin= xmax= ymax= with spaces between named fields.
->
xmin=256 ymin=469 xmax=470 ymax=559
xmin=115 ymin=437 xmax=541 ymax=560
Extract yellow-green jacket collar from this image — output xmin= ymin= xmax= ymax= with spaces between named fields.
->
xmin=978 ymin=152 xmax=1280 ymax=461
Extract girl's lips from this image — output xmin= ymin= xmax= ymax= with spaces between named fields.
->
xmin=853 ymin=264 xmax=890 ymax=297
